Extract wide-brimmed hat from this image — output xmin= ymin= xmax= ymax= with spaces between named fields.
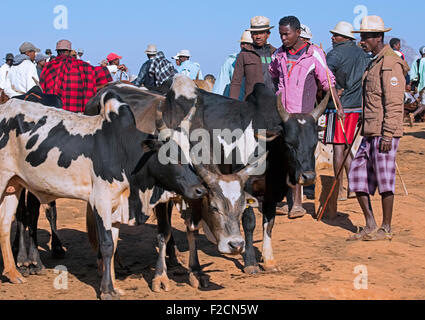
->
xmin=172 ymin=49 xmax=191 ymax=60
xmin=330 ymin=21 xmax=356 ymax=40
xmin=56 ymin=39 xmax=72 ymax=51
xmin=145 ymin=44 xmax=158 ymax=54
xmin=19 ymin=42 xmax=40 ymax=54
xmin=246 ymin=16 xmax=274 ymax=32
xmin=352 ymin=15 xmax=391 ymax=33
xmin=238 ymin=31 xmax=253 ymax=43
xmin=300 ymin=24 xmax=313 ymax=40
xmin=107 ymin=53 xmax=122 ymax=62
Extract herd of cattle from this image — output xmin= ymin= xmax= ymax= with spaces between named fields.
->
xmin=0 ymin=75 xmax=329 ymax=299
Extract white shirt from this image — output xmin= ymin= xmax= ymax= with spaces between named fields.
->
xmin=0 ymin=63 xmax=11 ymax=90
xmin=4 ymin=60 xmax=39 ymax=97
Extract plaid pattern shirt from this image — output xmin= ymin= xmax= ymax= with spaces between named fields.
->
xmin=40 ymin=55 xmax=112 ymax=112
xmin=148 ymin=51 xmax=176 ymax=86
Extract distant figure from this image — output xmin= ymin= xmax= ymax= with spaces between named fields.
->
xmin=0 ymin=53 xmax=14 ymax=90
xmin=45 ymin=49 xmax=55 ymax=62
xmin=390 ymin=38 xmax=405 ymax=60
xmin=174 ymin=49 xmax=203 ymax=80
xmin=148 ymin=51 xmax=177 ymax=88
xmin=106 ymin=53 xmax=129 ymax=82
xmin=77 ymin=48 xmax=84 ymax=60
xmin=213 ymin=30 xmax=252 ymax=99
xmin=133 ymin=44 xmax=157 ymax=87
xmin=204 ymin=74 xmax=216 ymax=83
xmin=35 ymin=54 xmax=48 ymax=78
xmin=300 ymin=24 xmax=313 ymax=44
xmin=408 ymin=46 xmax=425 ymax=121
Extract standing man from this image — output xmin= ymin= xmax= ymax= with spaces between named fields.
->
xmin=106 ymin=53 xmax=129 ymax=82
xmin=348 ymin=16 xmax=409 ymax=241
xmin=408 ymin=46 xmax=425 ymax=122
xmin=389 ymin=38 xmax=405 ymax=60
xmin=0 ymin=53 xmax=14 ymax=90
xmin=40 ymin=39 xmax=112 ymax=113
xmin=213 ymin=31 xmax=252 ymax=99
xmin=324 ymin=21 xmax=370 ymax=201
xmin=77 ymin=49 xmax=84 ymax=60
xmin=269 ymin=15 xmax=343 ymax=218
xmin=230 ymin=16 xmax=276 ymax=100
xmin=133 ymin=44 xmax=157 ymax=88
xmin=45 ymin=49 xmax=55 ymax=62
xmin=4 ymin=42 xmax=40 ymax=98
xmin=174 ymin=50 xmax=203 ymax=80
xmin=148 ymin=51 xmax=176 ymax=90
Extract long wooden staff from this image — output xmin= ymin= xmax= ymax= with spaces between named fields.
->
xmin=316 ymin=124 xmax=362 ymax=221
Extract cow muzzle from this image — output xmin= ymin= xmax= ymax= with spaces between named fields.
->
xmin=298 ymin=171 xmax=316 ymax=186
xmin=186 ymin=185 xmax=207 ymax=200
xmin=218 ymin=237 xmax=245 ymax=255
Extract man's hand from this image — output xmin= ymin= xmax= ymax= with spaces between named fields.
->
xmin=379 ymin=136 xmax=393 ymax=153
xmin=337 ymin=108 xmax=345 ymax=122
xmin=118 ymin=64 xmax=128 ymax=72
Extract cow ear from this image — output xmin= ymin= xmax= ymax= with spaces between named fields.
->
xmin=101 ymin=91 xmax=123 ymax=122
xmin=245 ymin=192 xmax=259 ymax=208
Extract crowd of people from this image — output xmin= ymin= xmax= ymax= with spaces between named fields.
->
xmin=0 ymin=13 xmax=423 ymax=241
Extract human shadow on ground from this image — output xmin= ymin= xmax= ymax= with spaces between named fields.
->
xmin=405 ymin=130 xmax=425 ymax=140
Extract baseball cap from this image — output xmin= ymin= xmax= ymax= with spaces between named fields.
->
xmin=107 ymin=53 xmax=122 ymax=62
xmin=19 ymin=42 xmax=40 ymax=54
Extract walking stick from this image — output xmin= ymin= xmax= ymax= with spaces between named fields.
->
xmin=395 ymin=162 xmax=408 ymax=196
xmin=316 ymin=124 xmax=362 ymax=221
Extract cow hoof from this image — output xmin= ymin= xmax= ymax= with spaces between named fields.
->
xmin=100 ymin=290 xmax=121 ymax=300
xmin=17 ymin=265 xmax=30 ymax=277
xmin=244 ymin=265 xmax=261 ymax=274
xmin=52 ymin=247 xmax=66 ymax=259
xmin=3 ymin=269 xmax=27 ymax=284
xmin=263 ymin=260 xmax=280 ymax=272
xmin=152 ymin=274 xmax=171 ymax=293
xmin=29 ymin=263 xmax=46 ymax=275
xmin=189 ymin=272 xmax=209 ymax=289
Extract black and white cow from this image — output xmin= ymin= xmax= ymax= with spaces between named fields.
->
xmin=0 ymin=92 xmax=206 ymax=299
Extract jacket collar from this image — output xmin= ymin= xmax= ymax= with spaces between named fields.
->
xmin=243 ymin=43 xmax=276 ymax=56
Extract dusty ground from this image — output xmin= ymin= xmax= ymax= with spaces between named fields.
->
xmin=1 ymin=123 xmax=425 ymax=300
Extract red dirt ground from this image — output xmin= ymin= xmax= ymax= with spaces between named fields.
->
xmin=1 ymin=123 xmax=425 ymax=300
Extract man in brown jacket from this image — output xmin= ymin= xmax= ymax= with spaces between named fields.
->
xmin=229 ymin=16 xmax=276 ymax=100
xmin=348 ymin=16 xmax=409 ymax=241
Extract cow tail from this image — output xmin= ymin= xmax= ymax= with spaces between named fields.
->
xmin=86 ymin=203 xmax=99 ymax=252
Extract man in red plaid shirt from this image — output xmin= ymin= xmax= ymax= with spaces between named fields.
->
xmin=40 ymin=40 xmax=112 ymax=113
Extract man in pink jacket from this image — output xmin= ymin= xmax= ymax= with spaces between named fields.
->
xmin=270 ymin=16 xmax=343 ymax=218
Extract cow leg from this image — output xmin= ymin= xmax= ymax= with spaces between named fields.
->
xmin=165 ymin=201 xmax=181 ymax=269
xmin=12 ymin=191 xmax=30 ymax=277
xmin=152 ymin=202 xmax=171 ymax=292
xmin=110 ymin=222 xmax=125 ymax=296
xmin=26 ymin=192 xmax=46 ymax=275
xmin=91 ymin=202 xmax=119 ymax=300
xmin=242 ymin=207 xmax=260 ymax=274
xmin=261 ymin=201 xmax=279 ymax=272
xmin=44 ymin=201 xmax=66 ymax=259
xmin=0 ymin=178 xmax=26 ymax=284
xmin=187 ymin=227 xmax=209 ymax=288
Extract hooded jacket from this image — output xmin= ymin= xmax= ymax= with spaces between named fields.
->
xmin=4 ymin=54 xmax=38 ymax=98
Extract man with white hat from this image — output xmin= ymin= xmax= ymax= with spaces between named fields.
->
xmin=213 ymin=31 xmax=253 ymax=99
xmin=230 ymin=16 xmax=276 ymax=100
xmin=4 ymin=42 xmax=40 ymax=98
xmin=347 ymin=16 xmax=409 ymax=241
xmin=77 ymin=48 xmax=84 ymax=60
xmin=173 ymin=49 xmax=203 ymax=80
xmin=300 ymin=24 xmax=313 ymax=43
xmin=323 ymin=21 xmax=370 ymax=201
xmin=133 ymin=44 xmax=158 ymax=87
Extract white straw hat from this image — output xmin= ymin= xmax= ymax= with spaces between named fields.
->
xmin=300 ymin=24 xmax=313 ymax=40
xmin=330 ymin=21 xmax=356 ymax=40
xmin=352 ymin=15 xmax=392 ymax=33
xmin=238 ymin=31 xmax=253 ymax=43
xmin=145 ymin=44 xmax=158 ymax=54
xmin=246 ymin=16 xmax=274 ymax=32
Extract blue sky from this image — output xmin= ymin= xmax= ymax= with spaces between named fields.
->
xmin=0 ymin=0 xmax=422 ymax=76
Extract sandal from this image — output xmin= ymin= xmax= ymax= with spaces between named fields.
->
xmin=346 ymin=227 xmax=379 ymax=241
xmin=288 ymin=206 xmax=306 ymax=219
xmin=363 ymin=227 xmax=393 ymax=241
xmin=276 ymin=204 xmax=289 ymax=216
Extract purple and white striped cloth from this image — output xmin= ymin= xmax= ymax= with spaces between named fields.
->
xmin=348 ymin=136 xmax=400 ymax=195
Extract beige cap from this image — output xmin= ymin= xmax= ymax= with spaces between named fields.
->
xmin=238 ymin=31 xmax=253 ymax=43
xmin=246 ymin=16 xmax=274 ymax=32
xmin=173 ymin=49 xmax=191 ymax=59
xmin=352 ymin=15 xmax=392 ymax=33
xmin=56 ymin=39 xmax=72 ymax=51
xmin=300 ymin=24 xmax=313 ymax=40
xmin=19 ymin=42 xmax=40 ymax=54
xmin=145 ymin=44 xmax=158 ymax=54
xmin=330 ymin=21 xmax=356 ymax=40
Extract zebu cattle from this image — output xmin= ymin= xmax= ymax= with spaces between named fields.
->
xmin=0 ymin=93 xmax=206 ymax=299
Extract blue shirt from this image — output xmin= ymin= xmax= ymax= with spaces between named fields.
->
xmin=177 ymin=60 xmax=203 ymax=80
xmin=212 ymin=53 xmax=245 ymax=100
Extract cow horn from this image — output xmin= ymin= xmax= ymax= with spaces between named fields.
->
xmin=276 ymin=93 xmax=290 ymax=123
xmin=190 ymin=149 xmax=218 ymax=185
xmin=310 ymin=91 xmax=331 ymax=122
xmin=237 ymin=152 xmax=268 ymax=183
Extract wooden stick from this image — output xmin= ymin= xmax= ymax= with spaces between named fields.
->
xmin=395 ymin=162 xmax=408 ymax=196
xmin=316 ymin=125 xmax=361 ymax=221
